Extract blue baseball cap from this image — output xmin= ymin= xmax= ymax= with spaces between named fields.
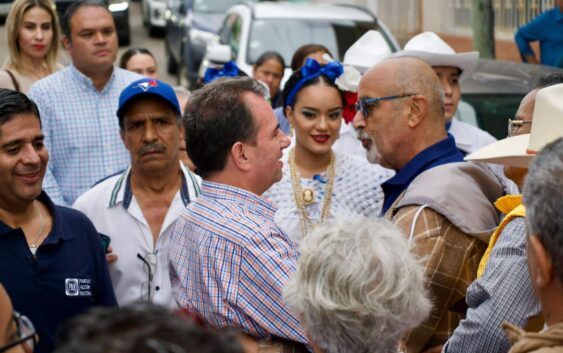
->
xmin=116 ymin=78 xmax=182 ymax=120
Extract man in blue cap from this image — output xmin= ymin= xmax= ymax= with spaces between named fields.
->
xmin=73 ymin=78 xmax=201 ymax=309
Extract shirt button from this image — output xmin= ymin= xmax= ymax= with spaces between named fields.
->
xmin=155 ymin=286 xmax=160 ymax=291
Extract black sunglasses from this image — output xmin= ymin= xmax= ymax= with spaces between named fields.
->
xmin=354 ymin=93 xmax=417 ymax=119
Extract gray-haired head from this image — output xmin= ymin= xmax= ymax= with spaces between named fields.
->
xmin=283 ymin=216 xmax=431 ymax=353
xmin=523 ymin=137 xmax=563 ymax=283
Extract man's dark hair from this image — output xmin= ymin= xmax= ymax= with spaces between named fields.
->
xmin=523 ymin=137 xmax=563 ymax=284
xmin=0 ymin=89 xmax=41 ymax=128
xmin=54 ymin=303 xmax=244 ymax=353
xmin=535 ymin=72 xmax=563 ymax=89
xmin=61 ymin=0 xmax=111 ymax=39
xmin=184 ymin=77 xmax=267 ymax=178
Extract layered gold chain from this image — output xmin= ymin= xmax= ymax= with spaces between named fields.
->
xmin=289 ymin=148 xmax=336 ymax=237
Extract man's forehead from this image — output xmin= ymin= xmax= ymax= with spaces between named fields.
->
xmin=0 ymin=114 xmax=43 ymax=141
xmin=516 ymin=89 xmax=538 ymax=121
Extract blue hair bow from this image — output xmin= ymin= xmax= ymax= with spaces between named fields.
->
xmin=286 ymin=58 xmax=344 ymax=107
xmin=203 ymin=61 xmax=240 ymax=84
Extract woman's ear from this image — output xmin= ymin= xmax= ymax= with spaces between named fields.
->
xmin=285 ymin=105 xmax=295 ymax=126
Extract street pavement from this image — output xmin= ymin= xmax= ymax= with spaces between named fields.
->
xmin=0 ymin=1 xmax=175 ymax=85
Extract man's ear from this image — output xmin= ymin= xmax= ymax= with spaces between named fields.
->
xmin=62 ymin=36 xmax=71 ymax=50
xmin=528 ymin=235 xmax=553 ymax=289
xmin=407 ymin=94 xmax=427 ymax=128
xmin=230 ymin=141 xmax=251 ymax=172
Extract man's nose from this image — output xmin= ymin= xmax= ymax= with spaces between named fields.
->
xmin=352 ymin=110 xmax=365 ymax=129
xmin=22 ymin=145 xmax=41 ymax=165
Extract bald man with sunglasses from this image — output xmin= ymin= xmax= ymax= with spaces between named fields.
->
xmin=353 ymin=56 xmax=505 ymax=353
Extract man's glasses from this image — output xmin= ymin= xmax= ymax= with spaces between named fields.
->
xmin=137 ymin=252 xmax=157 ymax=302
xmin=508 ymin=118 xmax=532 ymax=137
xmin=354 ymin=93 xmax=417 ymax=119
xmin=0 ymin=312 xmax=36 ymax=353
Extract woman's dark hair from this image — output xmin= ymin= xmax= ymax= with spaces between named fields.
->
xmin=119 ymin=48 xmax=156 ymax=69
xmin=255 ymin=51 xmax=285 ymax=71
xmin=290 ymin=44 xmax=333 ymax=71
xmin=281 ymin=65 xmax=344 ymax=116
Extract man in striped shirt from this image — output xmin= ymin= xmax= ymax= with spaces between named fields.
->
xmin=169 ymin=77 xmax=308 ymax=349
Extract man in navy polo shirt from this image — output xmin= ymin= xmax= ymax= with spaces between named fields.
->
xmin=353 ymin=57 xmax=504 ymax=353
xmin=0 ymin=89 xmax=117 ymax=353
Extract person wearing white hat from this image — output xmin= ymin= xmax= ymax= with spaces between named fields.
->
xmin=395 ymin=31 xmax=519 ymax=196
xmin=353 ymin=56 xmax=505 ymax=353
xmin=395 ymin=31 xmax=495 ymax=154
xmin=504 ymin=137 xmax=563 ymax=353
xmin=438 ymin=79 xmax=563 ymax=353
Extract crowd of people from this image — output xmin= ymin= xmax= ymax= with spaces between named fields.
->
xmin=1 ymin=0 xmax=562 ymax=353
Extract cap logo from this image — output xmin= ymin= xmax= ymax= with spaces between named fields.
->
xmin=135 ymin=80 xmax=159 ymax=92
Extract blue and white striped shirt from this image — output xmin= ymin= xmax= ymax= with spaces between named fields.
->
xmin=28 ymin=65 xmax=142 ymax=206
xmin=169 ymin=180 xmax=307 ymax=344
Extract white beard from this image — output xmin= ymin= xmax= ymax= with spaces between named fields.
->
xmin=358 ymin=129 xmax=380 ymax=164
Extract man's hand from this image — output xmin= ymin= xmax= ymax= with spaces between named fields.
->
xmin=524 ymin=54 xmax=539 ymax=64
xmin=106 ymin=245 xmax=118 ymax=264
xmin=421 ymin=345 xmax=444 ymax=353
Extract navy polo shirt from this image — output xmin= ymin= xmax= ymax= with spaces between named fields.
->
xmin=381 ymin=134 xmax=464 ymax=215
xmin=0 ymin=192 xmax=117 ymax=353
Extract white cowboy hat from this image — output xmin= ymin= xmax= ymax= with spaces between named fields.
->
xmin=343 ymin=30 xmax=392 ymax=71
xmin=393 ymin=31 xmax=479 ymax=80
xmin=465 ymin=83 xmax=563 ymax=168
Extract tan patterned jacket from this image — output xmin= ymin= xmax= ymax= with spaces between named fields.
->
xmin=385 ymin=162 xmax=504 ymax=353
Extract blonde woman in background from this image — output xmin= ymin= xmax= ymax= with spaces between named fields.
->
xmin=0 ymin=0 xmax=61 ymax=93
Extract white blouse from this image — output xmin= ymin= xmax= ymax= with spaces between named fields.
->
xmin=264 ymin=151 xmax=394 ymax=246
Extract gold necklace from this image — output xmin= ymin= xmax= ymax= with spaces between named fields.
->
xmin=29 ymin=201 xmax=45 ymax=256
xmin=289 ymin=148 xmax=336 ymax=237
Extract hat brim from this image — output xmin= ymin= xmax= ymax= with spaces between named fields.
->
xmin=393 ymin=50 xmax=478 ymax=80
xmin=465 ymin=134 xmax=533 ymax=168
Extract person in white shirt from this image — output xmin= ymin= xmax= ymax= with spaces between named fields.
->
xmin=73 ymin=78 xmax=201 ymax=308
xmin=394 ymin=31 xmax=518 ymax=194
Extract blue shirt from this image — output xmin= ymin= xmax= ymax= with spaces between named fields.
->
xmin=515 ymin=7 xmax=563 ymax=67
xmin=28 ymin=65 xmax=142 ymax=206
xmin=0 ymin=192 xmax=117 ymax=353
xmin=381 ymin=135 xmax=464 ymax=215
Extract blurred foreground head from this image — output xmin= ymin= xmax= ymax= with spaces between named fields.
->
xmin=53 ymin=303 xmax=243 ymax=353
xmin=283 ymin=216 xmax=431 ymax=353
xmin=523 ymin=137 xmax=563 ymax=326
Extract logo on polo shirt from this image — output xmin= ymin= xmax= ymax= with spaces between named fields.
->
xmin=65 ymin=278 xmax=92 ymax=297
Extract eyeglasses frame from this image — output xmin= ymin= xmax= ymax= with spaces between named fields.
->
xmin=355 ymin=93 xmax=417 ymax=119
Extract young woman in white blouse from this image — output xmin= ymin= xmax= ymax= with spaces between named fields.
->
xmin=265 ymin=58 xmax=392 ymax=244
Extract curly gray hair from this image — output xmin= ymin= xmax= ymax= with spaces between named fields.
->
xmin=283 ymin=216 xmax=431 ymax=353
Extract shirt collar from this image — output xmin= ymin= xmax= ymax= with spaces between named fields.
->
xmin=69 ymin=64 xmax=116 ymax=92
xmin=0 ymin=192 xmax=73 ymax=241
xmin=200 ymin=180 xmax=277 ymax=220
xmin=385 ymin=134 xmax=459 ymax=187
xmin=109 ymin=162 xmax=196 ymax=209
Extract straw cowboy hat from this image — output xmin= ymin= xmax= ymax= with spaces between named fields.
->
xmin=343 ymin=30 xmax=392 ymax=71
xmin=394 ymin=31 xmax=479 ymax=80
xmin=465 ymin=83 xmax=563 ymax=168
